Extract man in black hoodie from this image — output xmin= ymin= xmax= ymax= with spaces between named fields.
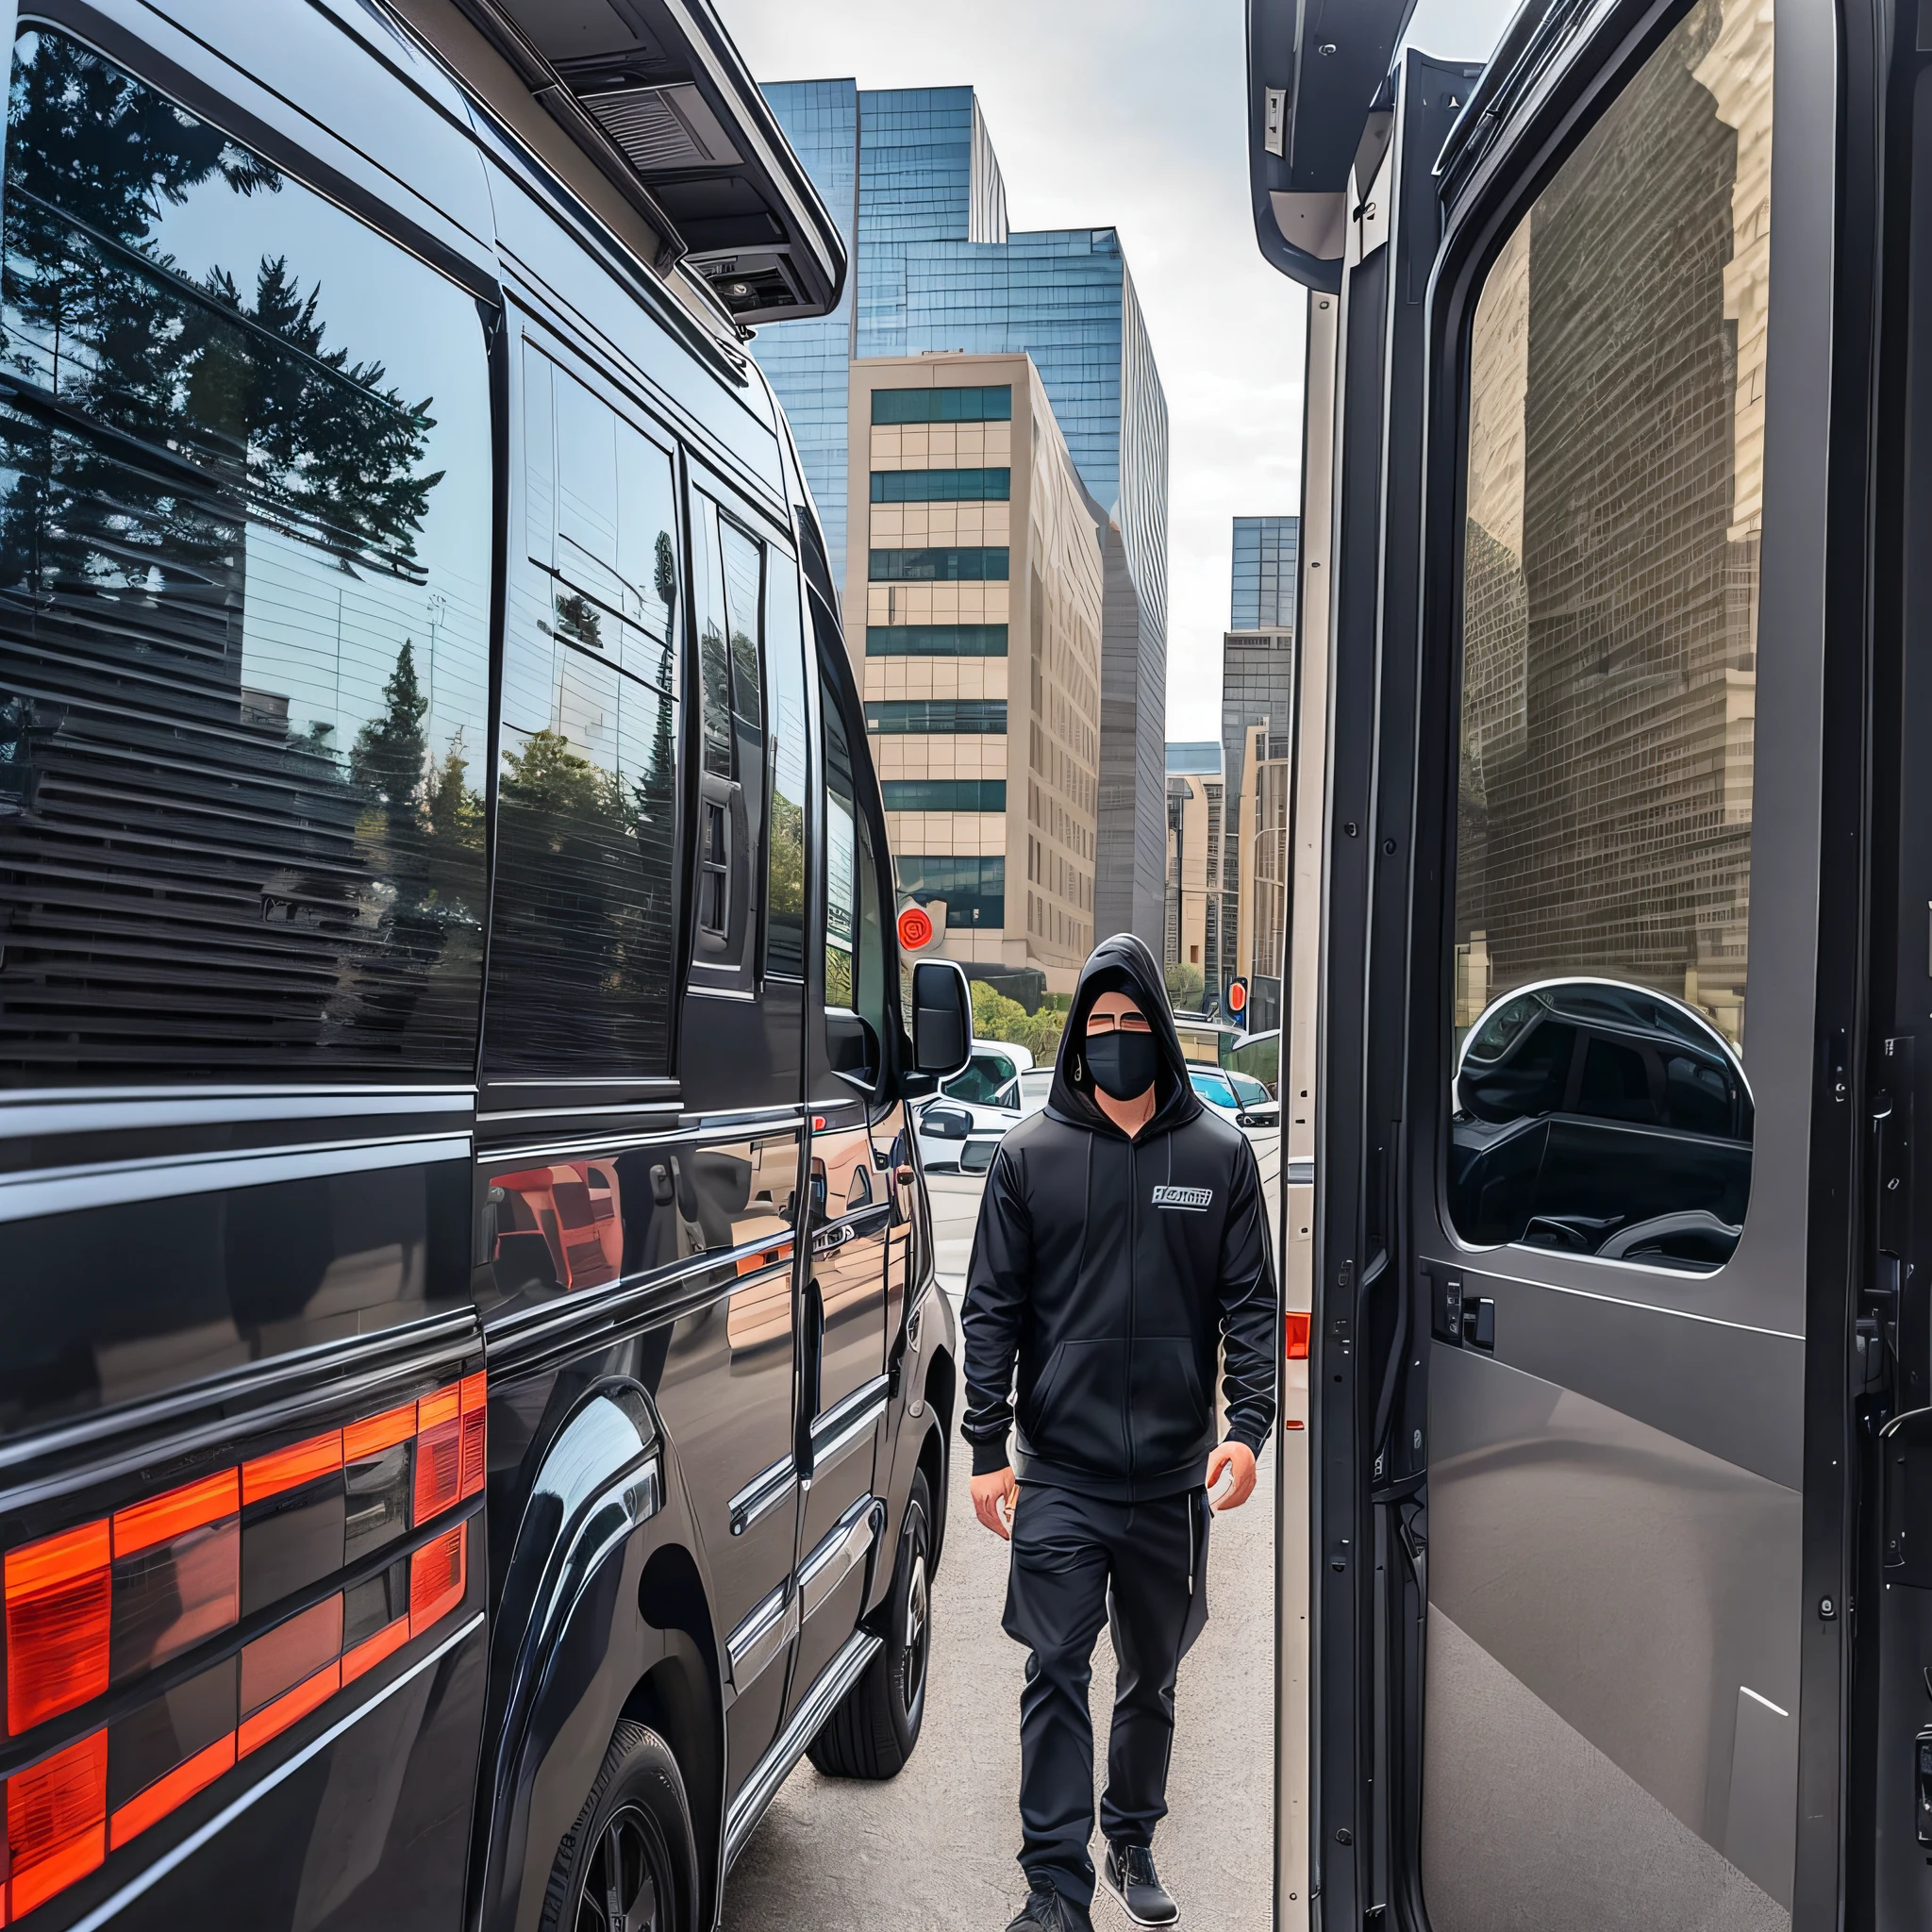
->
xmin=962 ymin=933 xmax=1277 ymax=1932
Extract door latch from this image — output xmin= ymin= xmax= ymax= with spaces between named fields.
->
xmin=1916 ymin=1725 xmax=1932 ymax=1845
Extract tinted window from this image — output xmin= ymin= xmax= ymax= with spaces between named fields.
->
xmin=687 ymin=499 xmax=766 ymax=974
xmin=1447 ymin=0 xmax=1767 ymax=1267
xmin=0 ymin=29 xmax=491 ymax=1081
xmin=870 ymin=385 xmax=1012 ymax=425
xmin=1191 ymin=1070 xmax=1238 ymax=1108
xmin=485 ymin=344 xmax=679 ymax=1079
xmin=764 ymin=553 xmax=808 ymax=977
xmin=823 ymin=681 xmax=858 ymax=1011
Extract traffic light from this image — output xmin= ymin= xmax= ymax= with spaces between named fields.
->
xmin=1227 ymin=976 xmax=1249 ymax=1018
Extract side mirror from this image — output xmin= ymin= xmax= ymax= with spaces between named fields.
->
xmin=911 ymin=960 xmax=973 ymax=1077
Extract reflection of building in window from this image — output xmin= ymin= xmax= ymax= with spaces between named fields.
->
xmin=1455 ymin=0 xmax=1770 ymax=1054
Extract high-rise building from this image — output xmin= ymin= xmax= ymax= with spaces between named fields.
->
xmin=1233 ymin=723 xmax=1291 ymax=1032
xmin=1164 ymin=741 xmax=1225 ymax=1001
xmin=850 ymin=355 xmax=1103 ymax=993
xmin=1230 ymin=514 xmax=1300 ymax=631
xmin=1218 ymin=514 xmax=1298 ymax=1016
xmin=758 ymin=81 xmax=1169 ymax=955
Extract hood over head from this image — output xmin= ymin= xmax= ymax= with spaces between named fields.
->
xmin=1046 ymin=932 xmax=1204 ymax=1135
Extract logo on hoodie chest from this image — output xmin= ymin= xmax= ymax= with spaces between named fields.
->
xmin=1151 ymin=1184 xmax=1214 ymax=1211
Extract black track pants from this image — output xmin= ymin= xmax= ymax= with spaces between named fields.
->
xmin=1001 ymin=1483 xmax=1209 ymax=1907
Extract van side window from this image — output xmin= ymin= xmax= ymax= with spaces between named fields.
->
xmin=824 ymin=686 xmax=858 ymax=1011
xmin=1445 ymin=0 xmax=1767 ymax=1270
xmin=764 ymin=552 xmax=808 ymax=978
xmin=689 ymin=498 xmax=767 ymax=974
xmin=820 ymin=677 xmax=887 ymax=1040
xmin=485 ymin=343 xmax=680 ymax=1081
xmin=0 ymin=26 xmax=492 ymax=1082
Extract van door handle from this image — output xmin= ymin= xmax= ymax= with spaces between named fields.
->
xmin=1462 ymin=1297 xmax=1495 ymax=1350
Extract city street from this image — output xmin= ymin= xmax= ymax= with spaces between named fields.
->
xmin=724 ymin=1174 xmax=1278 ymax=1932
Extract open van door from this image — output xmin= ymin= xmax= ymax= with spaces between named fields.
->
xmin=1257 ymin=0 xmax=1899 ymax=1916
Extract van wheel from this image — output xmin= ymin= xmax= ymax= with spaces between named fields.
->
xmin=808 ymin=1470 xmax=932 ymax=1779
xmin=541 ymin=1721 xmax=697 ymax=1932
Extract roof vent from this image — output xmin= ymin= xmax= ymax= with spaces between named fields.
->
xmin=581 ymin=82 xmax=741 ymax=172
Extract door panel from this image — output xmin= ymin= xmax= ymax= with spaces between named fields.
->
xmin=1305 ymin=5 xmax=1838 ymax=1925
xmin=621 ymin=1132 xmax=804 ymax=1795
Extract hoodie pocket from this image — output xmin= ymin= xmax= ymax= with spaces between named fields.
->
xmin=1024 ymin=1338 xmax=1130 ymax=1474
xmin=1129 ymin=1336 xmax=1211 ymax=1471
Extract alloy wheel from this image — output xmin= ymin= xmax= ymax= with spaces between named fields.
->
xmin=575 ymin=1805 xmax=669 ymax=1932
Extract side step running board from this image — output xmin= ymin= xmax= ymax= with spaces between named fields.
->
xmin=723 ymin=1626 xmax=882 ymax=1869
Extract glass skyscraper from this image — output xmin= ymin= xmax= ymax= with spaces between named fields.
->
xmin=1230 ymin=514 xmax=1300 ymax=632
xmin=757 ymin=81 xmax=1170 ymax=952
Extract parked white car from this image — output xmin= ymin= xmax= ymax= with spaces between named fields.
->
xmin=913 ymin=1041 xmax=1033 ymax=1174
xmin=1189 ymin=1064 xmax=1280 ymax=1138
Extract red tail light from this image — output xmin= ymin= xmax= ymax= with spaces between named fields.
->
xmin=342 ymin=1403 xmax=415 ymax=1463
xmin=108 ymin=1733 xmax=234 ymax=1852
xmin=459 ymin=1374 xmax=487 ymax=1500
xmin=7 ymin=1729 xmax=106 ymax=1916
xmin=409 ymin=1524 xmax=466 ymax=1637
xmin=6 ymin=1523 xmax=110 ymax=1735
xmin=241 ymin=1431 xmax=342 ymax=1507
xmin=413 ymin=1388 xmax=462 ymax=1525
xmin=1284 ymin=1311 xmax=1311 ymax=1361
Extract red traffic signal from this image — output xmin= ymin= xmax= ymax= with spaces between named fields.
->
xmin=1227 ymin=976 xmax=1249 ymax=1015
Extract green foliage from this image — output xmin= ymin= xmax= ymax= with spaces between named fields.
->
xmin=970 ymin=980 xmax=1067 ymax=1067
xmin=1165 ymin=958 xmax=1204 ymax=1012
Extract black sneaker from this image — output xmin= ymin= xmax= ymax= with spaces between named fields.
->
xmin=1100 ymin=1842 xmax=1178 ymax=1927
xmin=1007 ymin=1881 xmax=1094 ymax=1932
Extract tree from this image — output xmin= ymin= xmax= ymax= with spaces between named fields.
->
xmin=350 ymin=640 xmax=428 ymax=812
xmin=1166 ymin=959 xmax=1204 ymax=1011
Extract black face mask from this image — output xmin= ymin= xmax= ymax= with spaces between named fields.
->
xmin=1085 ymin=1027 xmax=1160 ymax=1102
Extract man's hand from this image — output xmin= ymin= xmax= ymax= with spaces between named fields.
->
xmin=972 ymin=1465 xmax=1019 ymax=1539
xmin=1207 ymin=1440 xmax=1257 ymax=1511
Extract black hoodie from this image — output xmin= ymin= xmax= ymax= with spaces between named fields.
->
xmin=960 ymin=933 xmax=1278 ymax=1501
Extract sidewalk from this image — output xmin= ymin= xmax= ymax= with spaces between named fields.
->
xmin=723 ymin=1168 xmax=1277 ymax=1931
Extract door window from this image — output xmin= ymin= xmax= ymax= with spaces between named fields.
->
xmin=764 ymin=552 xmax=808 ymax=978
xmin=689 ymin=499 xmax=767 ymax=977
xmin=485 ymin=342 xmax=680 ymax=1081
xmin=1448 ymin=0 xmax=1771 ymax=1270
xmin=0 ymin=27 xmax=492 ymax=1083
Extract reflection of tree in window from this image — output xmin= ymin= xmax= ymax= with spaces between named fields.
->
xmin=0 ymin=28 xmax=490 ymax=1075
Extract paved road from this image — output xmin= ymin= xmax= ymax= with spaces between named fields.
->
xmin=723 ymin=1172 xmax=1277 ymax=1932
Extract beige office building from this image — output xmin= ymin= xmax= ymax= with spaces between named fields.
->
xmin=845 ymin=353 xmax=1103 ymax=993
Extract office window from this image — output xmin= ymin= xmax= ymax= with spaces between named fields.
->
xmin=0 ymin=28 xmax=491 ymax=1081
xmin=864 ymin=700 xmax=1008 ymax=735
xmin=870 ymin=468 xmax=1010 ymax=503
xmin=896 ymin=856 xmax=1005 ymax=929
xmin=865 ymin=624 xmax=1008 ymax=656
xmin=1446 ymin=0 xmax=1769 ymax=1270
xmin=881 ymin=780 xmax=1007 ymax=812
xmin=870 ymin=385 xmax=1013 ymax=424
xmin=869 ymin=547 xmax=1009 ymax=582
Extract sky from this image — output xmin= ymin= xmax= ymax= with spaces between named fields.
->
xmin=724 ymin=0 xmax=1518 ymax=740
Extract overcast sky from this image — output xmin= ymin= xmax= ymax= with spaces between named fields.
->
xmin=724 ymin=0 xmax=1518 ymax=739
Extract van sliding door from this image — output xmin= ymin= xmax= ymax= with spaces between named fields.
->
xmin=1309 ymin=2 xmax=1845 ymax=1925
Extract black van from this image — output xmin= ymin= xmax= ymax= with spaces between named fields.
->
xmin=0 ymin=2 xmax=974 ymax=1926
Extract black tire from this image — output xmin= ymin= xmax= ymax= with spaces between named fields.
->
xmin=806 ymin=1469 xmax=932 ymax=1779
xmin=541 ymin=1720 xmax=698 ymax=1932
